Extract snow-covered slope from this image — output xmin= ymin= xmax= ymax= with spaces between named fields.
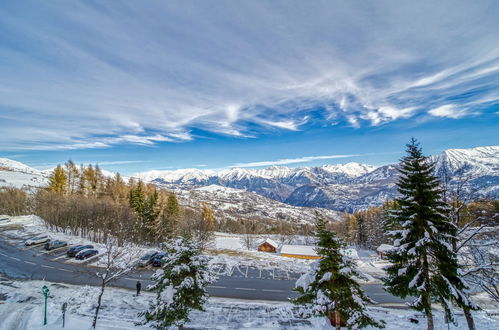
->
xmin=432 ymin=146 xmax=499 ymax=177
xmin=176 ymin=184 xmax=342 ymax=224
xmin=0 ymin=158 xmax=42 ymax=174
xmin=0 ymin=158 xmax=49 ymax=189
xmin=136 ymin=146 xmax=499 ymax=212
xmin=1 ymin=146 xmax=497 ymax=213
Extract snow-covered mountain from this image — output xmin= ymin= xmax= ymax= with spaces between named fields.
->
xmin=0 ymin=158 xmax=49 ymax=189
xmin=135 ymin=146 xmax=499 ymax=212
xmin=2 ymin=146 xmax=497 ymax=214
xmin=176 ymin=184 xmax=342 ymax=224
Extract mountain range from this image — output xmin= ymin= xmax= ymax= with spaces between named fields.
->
xmin=134 ymin=146 xmax=499 ymax=212
xmin=1 ymin=146 xmax=498 ymax=220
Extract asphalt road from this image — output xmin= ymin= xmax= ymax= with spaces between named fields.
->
xmin=0 ymin=235 xmax=409 ymax=306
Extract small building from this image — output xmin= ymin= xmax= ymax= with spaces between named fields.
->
xmin=376 ymin=244 xmax=394 ymax=259
xmin=257 ymin=238 xmax=278 ymax=253
xmin=340 ymin=248 xmax=359 ymax=259
xmin=280 ymin=245 xmax=320 ymax=260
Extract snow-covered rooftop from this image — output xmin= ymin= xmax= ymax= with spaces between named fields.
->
xmin=258 ymin=238 xmax=278 ymax=248
xmin=377 ymin=244 xmax=394 ymax=253
xmin=280 ymin=245 xmax=318 ymax=256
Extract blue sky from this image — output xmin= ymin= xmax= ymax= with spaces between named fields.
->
xmin=1 ymin=0 xmax=498 ymax=174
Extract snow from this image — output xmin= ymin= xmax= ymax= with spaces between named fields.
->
xmin=257 ymin=238 xmax=279 ymax=248
xmin=281 ymin=245 xmax=318 ymax=257
xmin=377 ymin=244 xmax=395 ymax=253
xmin=132 ymin=161 xmax=378 ymax=184
xmin=0 ymin=170 xmax=48 ymax=189
xmin=5 ymin=276 xmax=497 ymax=329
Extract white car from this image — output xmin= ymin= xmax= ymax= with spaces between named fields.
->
xmin=25 ymin=235 xmax=50 ymax=246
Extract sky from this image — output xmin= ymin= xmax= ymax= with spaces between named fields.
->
xmin=0 ymin=0 xmax=498 ymax=175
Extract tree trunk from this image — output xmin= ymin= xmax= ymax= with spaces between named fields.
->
xmin=422 ymin=251 xmax=434 ymax=330
xmin=335 ymin=311 xmax=341 ymax=330
xmin=425 ymin=293 xmax=434 ymax=330
xmin=92 ymin=282 xmax=106 ymax=328
xmin=463 ymin=306 xmax=475 ymax=330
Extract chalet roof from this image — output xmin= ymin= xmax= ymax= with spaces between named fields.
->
xmin=280 ymin=244 xmax=318 ymax=256
xmin=258 ymin=238 xmax=278 ymax=248
xmin=377 ymin=244 xmax=395 ymax=253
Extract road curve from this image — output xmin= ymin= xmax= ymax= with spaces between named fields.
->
xmin=0 ymin=235 xmax=409 ymax=305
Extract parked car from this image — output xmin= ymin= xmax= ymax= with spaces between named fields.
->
xmin=151 ymin=252 xmax=168 ymax=267
xmin=75 ymin=249 xmax=98 ymax=260
xmin=67 ymin=245 xmax=94 ymax=257
xmin=138 ymin=250 xmax=158 ymax=267
xmin=25 ymin=235 xmax=50 ymax=246
xmin=44 ymin=240 xmax=68 ymax=250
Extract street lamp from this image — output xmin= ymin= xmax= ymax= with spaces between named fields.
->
xmin=42 ymin=285 xmax=50 ymax=325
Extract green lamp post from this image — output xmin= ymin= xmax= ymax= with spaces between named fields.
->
xmin=42 ymin=285 xmax=50 ymax=325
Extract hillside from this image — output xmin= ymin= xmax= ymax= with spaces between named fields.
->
xmin=135 ymin=146 xmax=499 ymax=212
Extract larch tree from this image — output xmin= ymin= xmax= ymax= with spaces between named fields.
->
xmin=293 ymin=213 xmax=385 ymax=330
xmin=201 ymin=203 xmax=216 ymax=230
xmin=48 ymin=165 xmax=67 ymax=195
xmin=383 ymin=139 xmax=476 ymax=330
xmin=139 ymin=237 xmax=216 ymax=329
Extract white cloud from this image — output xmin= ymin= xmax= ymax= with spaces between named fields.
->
xmin=428 ymin=104 xmax=473 ymax=119
xmin=0 ymin=1 xmax=497 ymax=150
xmin=233 ymin=154 xmax=359 ymax=168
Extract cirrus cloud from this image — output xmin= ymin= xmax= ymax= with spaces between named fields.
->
xmin=0 ymin=0 xmax=498 ymax=151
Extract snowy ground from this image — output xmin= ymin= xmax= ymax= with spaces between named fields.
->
xmin=0 ymin=215 xmax=383 ymax=282
xmin=0 ymin=276 xmax=498 ymax=330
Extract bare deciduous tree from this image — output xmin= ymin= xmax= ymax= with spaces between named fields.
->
xmin=92 ymin=237 xmax=142 ymax=328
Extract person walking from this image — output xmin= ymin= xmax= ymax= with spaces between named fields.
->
xmin=136 ymin=280 xmax=142 ymax=296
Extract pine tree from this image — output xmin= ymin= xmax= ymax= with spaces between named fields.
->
xmin=383 ymin=139 xmax=476 ymax=330
xmin=129 ymin=181 xmax=146 ymax=215
xmin=293 ymin=213 xmax=384 ymax=329
xmin=48 ymin=165 xmax=67 ymax=195
xmin=139 ymin=237 xmax=216 ymax=329
xmin=155 ymin=192 xmax=181 ymax=241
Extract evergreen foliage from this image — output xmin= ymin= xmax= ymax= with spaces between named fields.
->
xmin=293 ymin=213 xmax=384 ymax=329
xmin=155 ymin=192 xmax=181 ymax=241
xmin=383 ymin=139 xmax=476 ymax=329
xmin=139 ymin=237 xmax=216 ymax=329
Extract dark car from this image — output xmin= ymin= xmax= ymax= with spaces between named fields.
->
xmin=67 ymin=245 xmax=94 ymax=257
xmin=151 ymin=252 xmax=168 ymax=267
xmin=138 ymin=250 xmax=158 ymax=267
xmin=44 ymin=240 xmax=68 ymax=250
xmin=75 ymin=249 xmax=98 ymax=260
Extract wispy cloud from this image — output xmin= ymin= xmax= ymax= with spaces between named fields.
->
xmin=428 ymin=104 xmax=476 ymax=119
xmin=232 ymin=154 xmax=359 ymax=168
xmin=0 ymin=1 xmax=498 ymax=150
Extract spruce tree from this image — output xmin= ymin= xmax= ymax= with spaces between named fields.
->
xmin=293 ymin=213 xmax=384 ymax=329
xmin=383 ymin=139 xmax=475 ymax=329
xmin=139 ymin=237 xmax=216 ymax=329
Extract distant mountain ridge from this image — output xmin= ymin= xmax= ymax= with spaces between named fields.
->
xmin=2 ymin=146 xmax=498 ymax=213
xmin=134 ymin=146 xmax=499 ymax=212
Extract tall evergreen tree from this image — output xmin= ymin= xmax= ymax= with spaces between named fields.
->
xmin=383 ymin=139 xmax=476 ymax=330
xmin=293 ymin=213 xmax=384 ymax=329
xmin=48 ymin=165 xmax=67 ymax=195
xmin=139 ymin=237 xmax=216 ymax=329
xmin=155 ymin=192 xmax=181 ymax=241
